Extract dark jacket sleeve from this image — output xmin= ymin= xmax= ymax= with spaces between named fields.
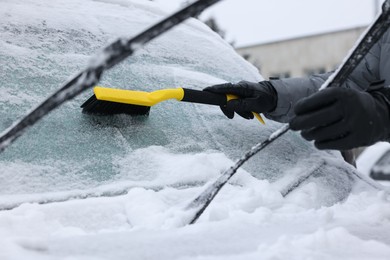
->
xmin=264 ymin=32 xmax=384 ymax=123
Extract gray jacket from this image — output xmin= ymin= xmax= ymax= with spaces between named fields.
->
xmin=265 ymin=29 xmax=390 ymax=123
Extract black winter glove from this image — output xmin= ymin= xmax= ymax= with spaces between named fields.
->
xmin=289 ymin=87 xmax=390 ymax=150
xmin=204 ymin=81 xmax=277 ymax=119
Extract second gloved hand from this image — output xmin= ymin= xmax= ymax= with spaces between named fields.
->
xmin=203 ymin=81 xmax=277 ymax=119
xmin=289 ymin=87 xmax=390 ymax=150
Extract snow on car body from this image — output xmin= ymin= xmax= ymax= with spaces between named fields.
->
xmin=0 ymin=0 xmax=388 ymax=259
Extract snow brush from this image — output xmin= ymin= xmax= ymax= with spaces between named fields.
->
xmin=81 ymin=86 xmax=265 ymax=124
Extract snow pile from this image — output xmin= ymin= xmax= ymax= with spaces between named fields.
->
xmin=0 ymin=170 xmax=389 ymax=259
xmin=0 ymin=146 xmax=389 ymax=259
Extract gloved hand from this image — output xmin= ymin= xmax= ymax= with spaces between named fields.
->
xmin=203 ymin=81 xmax=277 ymax=119
xmin=289 ymin=87 xmax=390 ymax=150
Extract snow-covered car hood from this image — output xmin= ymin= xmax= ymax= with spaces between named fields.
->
xmin=0 ymin=0 xmax=389 ymax=259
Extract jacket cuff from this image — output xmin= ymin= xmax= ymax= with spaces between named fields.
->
xmin=264 ymin=80 xmax=293 ymax=123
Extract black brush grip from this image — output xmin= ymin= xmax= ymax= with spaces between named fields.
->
xmin=181 ymin=88 xmax=227 ymax=106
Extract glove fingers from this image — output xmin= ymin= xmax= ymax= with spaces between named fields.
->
xmin=227 ymin=99 xmax=250 ymax=112
xmin=243 ymin=97 xmax=275 ymax=113
xmin=290 ymin=101 xmax=342 ymax=131
xmin=226 ymin=99 xmax=255 ymax=119
xmin=294 ymin=88 xmax=341 ymax=115
xmin=236 ymin=110 xmax=254 ymax=120
xmin=220 ymin=105 xmax=234 ymax=119
xmin=315 ymin=135 xmax=353 ymax=150
xmin=219 ymin=105 xmax=253 ymax=120
xmin=204 ymin=82 xmax=255 ymax=97
xmin=203 ymin=83 xmax=233 ymax=94
xmin=301 ymin=119 xmax=349 ymax=142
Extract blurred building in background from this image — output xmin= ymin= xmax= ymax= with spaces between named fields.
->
xmin=235 ymin=26 xmax=367 ymax=79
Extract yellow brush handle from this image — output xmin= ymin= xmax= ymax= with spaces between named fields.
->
xmin=94 ymin=87 xmax=184 ymax=106
xmin=226 ymin=94 xmax=265 ymax=124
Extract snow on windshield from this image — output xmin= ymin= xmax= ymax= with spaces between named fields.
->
xmin=0 ymin=0 xmax=389 ymax=259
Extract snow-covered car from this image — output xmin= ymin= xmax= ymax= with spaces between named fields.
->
xmin=357 ymin=142 xmax=390 ymax=185
xmin=1 ymin=0 xmax=389 ymax=259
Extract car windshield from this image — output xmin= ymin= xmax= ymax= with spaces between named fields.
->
xmin=0 ymin=0 xmax=371 ymax=207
